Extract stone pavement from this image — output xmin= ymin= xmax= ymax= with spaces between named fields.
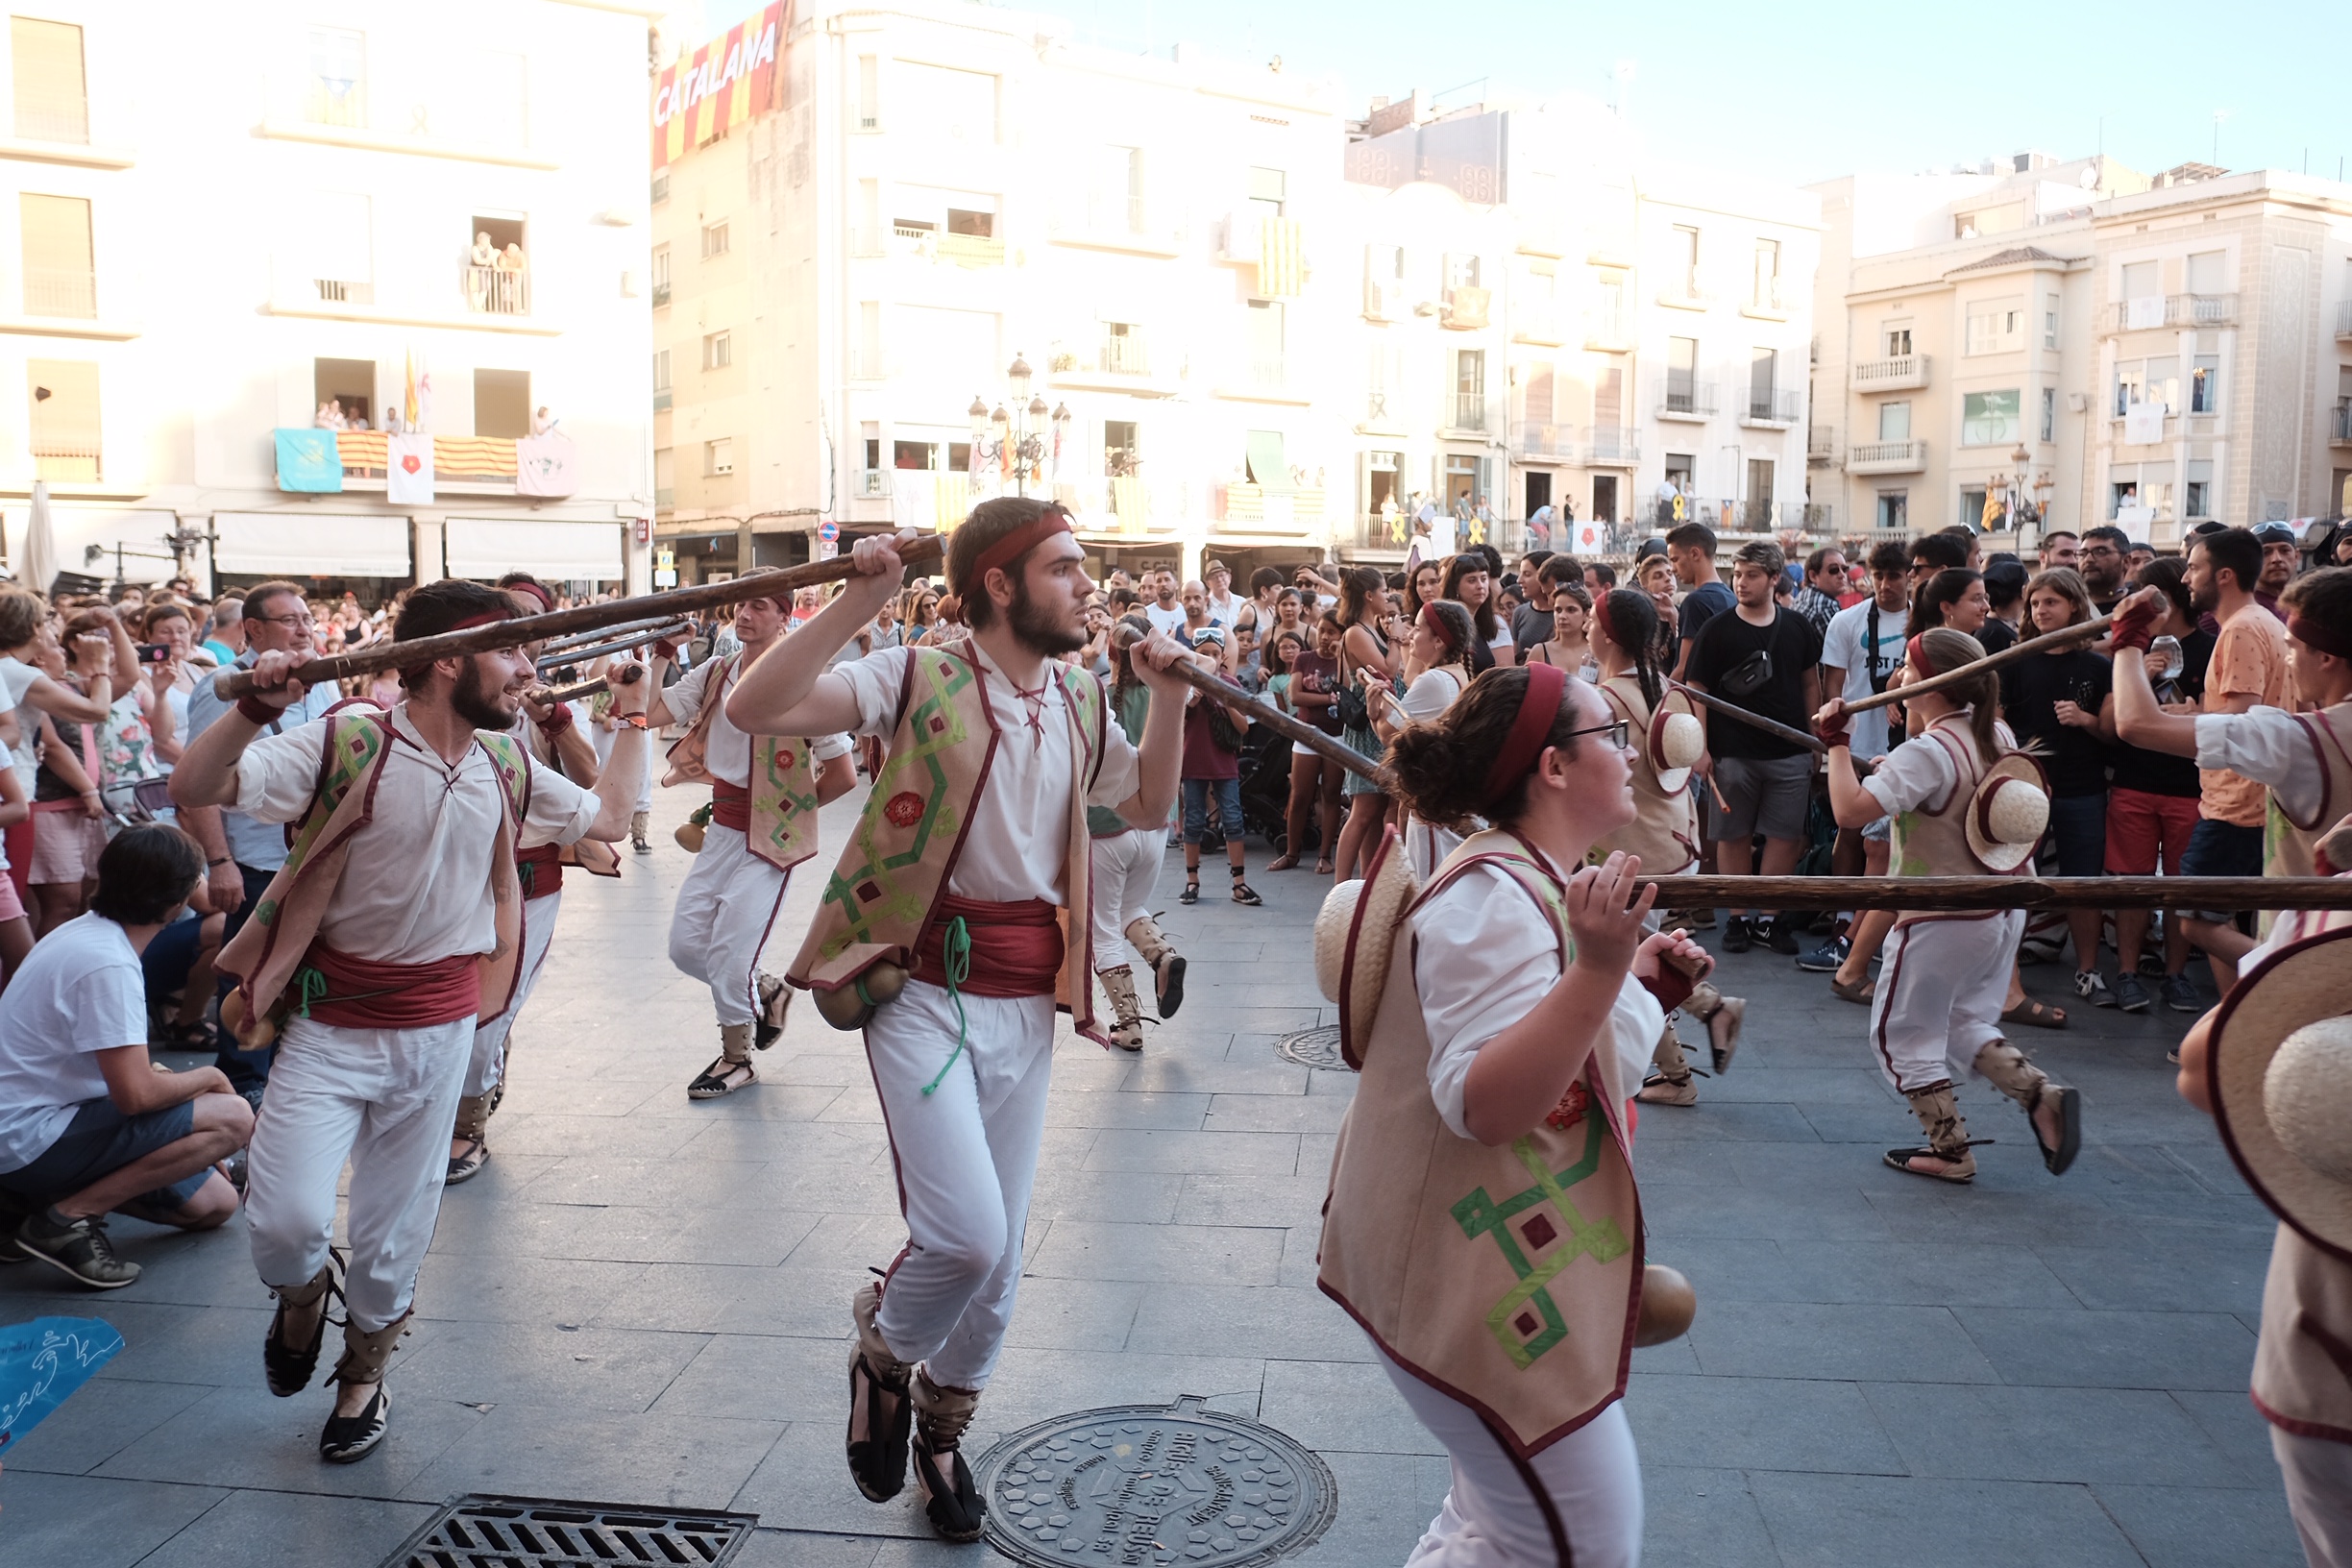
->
xmin=0 ymin=787 xmax=2304 ymax=1567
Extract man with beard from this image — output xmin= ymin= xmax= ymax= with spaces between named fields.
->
xmin=724 ymin=499 xmax=1190 ymax=1544
xmin=2078 ymin=525 xmax=2133 ymax=614
xmin=642 ymin=570 xmax=860 ymax=1099
xmin=170 ymin=579 xmax=649 ymax=1464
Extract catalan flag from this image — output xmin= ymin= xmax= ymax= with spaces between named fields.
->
xmin=653 ymin=3 xmax=787 ymax=170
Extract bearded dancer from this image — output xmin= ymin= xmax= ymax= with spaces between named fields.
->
xmin=724 ymin=502 xmax=1189 ymax=1543
xmin=645 ymin=573 xmax=859 ymax=1099
xmin=170 ymin=580 xmax=648 ymax=1463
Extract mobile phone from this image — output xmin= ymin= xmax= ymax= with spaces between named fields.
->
xmin=136 ymin=643 xmax=171 ymax=665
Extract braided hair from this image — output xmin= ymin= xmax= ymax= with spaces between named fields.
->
xmin=1596 ymin=588 xmax=1665 ymax=708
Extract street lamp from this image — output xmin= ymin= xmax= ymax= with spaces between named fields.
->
xmin=968 ymin=353 xmax=1070 ymax=499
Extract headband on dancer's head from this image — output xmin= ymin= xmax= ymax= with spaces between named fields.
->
xmin=2289 ymin=612 xmax=2352 ymax=661
xmin=962 ymin=503 xmax=1075 ymax=598
xmin=505 ymin=581 xmax=554 ymax=614
xmin=399 ymin=607 xmax=514 ymax=679
xmin=1480 ymin=660 xmax=1567 ymax=811
xmin=1905 ymin=633 xmax=1937 ymax=678
xmin=1417 ymin=602 xmax=1459 ymax=655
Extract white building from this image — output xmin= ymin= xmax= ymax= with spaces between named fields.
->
xmin=0 ymin=2 xmax=656 ymax=600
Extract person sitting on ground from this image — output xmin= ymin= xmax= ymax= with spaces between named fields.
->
xmin=0 ymin=824 xmax=251 ymax=1288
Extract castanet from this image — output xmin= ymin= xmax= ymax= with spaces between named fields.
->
xmin=1639 ymin=874 xmax=2352 ymax=912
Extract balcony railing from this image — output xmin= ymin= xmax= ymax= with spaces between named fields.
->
xmin=1219 ymin=484 xmax=1327 ymax=535
xmin=1741 ymin=389 xmax=1801 ymax=427
xmin=1807 ymin=426 xmax=1836 ymax=463
xmin=1743 ymin=279 xmax=1786 ymax=315
xmin=1583 ymin=427 xmax=1640 ymax=465
xmin=465 ymin=265 xmax=530 ymax=316
xmin=2331 ymin=404 xmax=2352 ymax=447
xmin=1850 ymin=355 xmax=1929 ymax=391
xmin=1448 ymin=393 xmax=1494 ymax=433
xmin=1584 ymin=311 xmax=1632 ymax=352
xmin=937 ymin=233 xmax=1005 ymax=268
xmin=1513 ymin=423 xmax=1576 ymax=461
xmin=1099 ymin=332 xmax=1149 ymax=376
xmin=1847 ymin=438 xmax=1929 ymax=475
xmin=855 ymin=467 xmax=888 ymax=498
xmin=14 ymin=92 xmax=88 ymax=144
xmin=33 ymin=443 xmax=101 ymax=483
xmin=2110 ymin=293 xmax=2239 ymax=331
xmin=1246 ymin=357 xmax=1288 ymax=389
xmin=653 ymin=388 xmax=672 ymax=411
xmin=651 ymin=281 xmax=672 ymax=307
xmin=1658 ymin=380 xmax=1717 ymax=418
xmin=311 ymin=277 xmax=374 ymax=306
xmin=22 ymin=267 xmax=95 ymax=318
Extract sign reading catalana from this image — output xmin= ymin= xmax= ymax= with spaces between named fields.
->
xmin=652 ymin=3 xmax=783 ymax=170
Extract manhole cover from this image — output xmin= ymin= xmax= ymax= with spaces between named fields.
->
xmin=1274 ymin=1026 xmax=1345 ymax=1069
xmin=377 ymin=1494 xmax=758 ymax=1567
xmin=974 ymin=1394 xmax=1336 ymax=1568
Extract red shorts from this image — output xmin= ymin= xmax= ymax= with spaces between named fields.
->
xmin=2104 ymin=786 xmax=2199 ymax=876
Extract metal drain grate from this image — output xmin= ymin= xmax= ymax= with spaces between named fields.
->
xmin=378 ymin=1494 xmax=759 ymax=1568
xmin=1273 ymin=1025 xmax=1345 ymax=1069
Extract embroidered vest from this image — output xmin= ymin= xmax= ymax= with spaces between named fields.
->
xmin=2264 ymin=703 xmax=2352 ymax=884
xmin=1594 ymin=674 xmax=1700 ymax=873
xmin=1318 ymin=831 xmax=1643 ymax=1458
xmin=788 ymin=646 xmax=1110 ymax=1039
xmin=1887 ymin=714 xmax=2019 ymax=925
xmin=664 ymin=649 xmax=822 ymax=872
xmin=216 ymin=710 xmax=531 ymax=1043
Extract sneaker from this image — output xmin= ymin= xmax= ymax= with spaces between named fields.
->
xmin=16 ymin=1213 xmax=139 ymax=1289
xmin=1721 ymin=917 xmax=1753 ymax=954
xmin=2073 ymin=969 xmax=2115 ymax=1008
xmin=2112 ymin=973 xmax=2152 ymax=1014
xmin=2159 ymin=972 xmax=2201 ymax=1014
xmin=1797 ymin=936 xmax=1850 ymax=973
xmin=1766 ymin=919 xmax=1801 ymax=956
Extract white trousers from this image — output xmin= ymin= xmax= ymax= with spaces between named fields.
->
xmin=633 ymin=737 xmax=654 ymax=813
xmin=2277 ymin=1426 xmax=2352 ymax=1568
xmin=1868 ymin=910 xmax=2023 ymax=1094
xmin=869 ymin=977 xmax=1055 ymax=1391
xmin=668 ymin=824 xmax=790 ymax=1025
xmin=1379 ymin=1351 xmax=1643 ymax=1567
xmin=246 ymin=1015 xmax=474 ymax=1332
xmin=1090 ymin=827 xmax=1162 ymax=971
xmin=466 ymin=890 xmax=562 ymax=1097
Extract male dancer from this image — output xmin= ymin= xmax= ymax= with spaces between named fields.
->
xmin=724 ymin=502 xmax=1188 ymax=1541
xmin=170 ymin=580 xmax=647 ymax=1463
xmin=645 ymin=574 xmax=859 ymax=1098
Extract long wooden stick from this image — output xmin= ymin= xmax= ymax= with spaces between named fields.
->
xmin=1639 ymin=874 xmax=2352 ymax=912
xmin=1672 ymin=681 xmax=1826 ymax=755
xmin=534 ymin=620 xmax=694 ymax=672
xmin=1844 ymin=612 xmax=2112 ymax=715
xmin=209 ymin=536 xmax=947 ymax=698
xmin=1112 ymin=625 xmax=1376 ymax=781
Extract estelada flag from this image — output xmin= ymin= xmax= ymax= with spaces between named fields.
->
xmin=652 ymin=3 xmax=786 ymax=171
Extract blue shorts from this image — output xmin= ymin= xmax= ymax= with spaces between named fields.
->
xmin=2180 ymin=817 xmax=2264 ymax=922
xmin=0 ymin=1098 xmax=208 ymax=1210
xmin=2046 ymin=793 xmax=2108 ymax=879
xmin=141 ymin=909 xmax=207 ymax=995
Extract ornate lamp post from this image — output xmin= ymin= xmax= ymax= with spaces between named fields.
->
xmin=968 ymin=354 xmax=1071 ymax=499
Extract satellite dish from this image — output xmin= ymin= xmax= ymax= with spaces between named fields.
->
xmin=2078 ymin=163 xmax=2100 ymax=189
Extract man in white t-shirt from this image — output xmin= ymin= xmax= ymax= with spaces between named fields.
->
xmin=1804 ymin=540 xmax=1913 ymax=985
xmin=0 ymin=824 xmax=251 ymax=1289
xmin=1142 ymin=570 xmax=1188 ymax=637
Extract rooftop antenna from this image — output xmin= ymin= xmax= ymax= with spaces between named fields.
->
xmin=2212 ymin=108 xmax=2231 ymax=166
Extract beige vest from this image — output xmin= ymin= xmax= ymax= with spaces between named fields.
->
xmin=2255 ymin=1222 xmax=2352 ymax=1444
xmin=1886 ymin=714 xmax=2020 ymax=927
xmin=1594 ymin=674 xmax=1699 ymax=872
xmin=1318 ymin=831 xmax=1642 ymax=1458
xmin=664 ymin=649 xmax=823 ymax=872
xmin=2265 ymin=703 xmax=2352 ymax=882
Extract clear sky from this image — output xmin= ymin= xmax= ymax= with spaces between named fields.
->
xmin=689 ymin=0 xmax=2350 ymax=188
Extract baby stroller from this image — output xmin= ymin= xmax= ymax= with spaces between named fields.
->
xmin=1232 ymin=724 xmax=1297 ymax=853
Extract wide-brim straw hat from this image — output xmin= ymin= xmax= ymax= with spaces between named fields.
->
xmin=1313 ymin=826 xmax=1419 ymax=1068
xmin=1649 ymin=689 xmax=1703 ymax=796
xmin=1965 ymin=751 xmax=2049 ymax=872
xmin=2210 ymin=920 xmax=2352 ymax=1261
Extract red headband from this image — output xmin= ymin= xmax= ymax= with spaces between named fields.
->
xmin=1417 ymin=601 xmax=1459 ymax=654
xmin=399 ymin=608 xmax=514 ymax=674
xmin=1905 ymin=633 xmax=1937 ymax=678
xmin=1481 ymin=661 xmax=1567 ymax=810
xmin=963 ymin=504 xmax=1074 ymax=596
xmin=2289 ymin=612 xmax=2352 ymax=661
xmin=506 ymin=581 xmax=554 ymax=614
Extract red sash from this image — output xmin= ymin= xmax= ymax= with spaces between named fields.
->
xmin=516 ymin=842 xmax=563 ymax=897
xmin=297 ymin=943 xmax=481 ymax=1030
xmin=710 ymin=776 xmax=750 ymax=834
xmin=911 ymin=896 xmax=1064 ymax=998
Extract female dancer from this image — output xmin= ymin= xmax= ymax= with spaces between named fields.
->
xmin=1323 ymin=662 xmax=1707 ymax=1566
xmin=1332 ymin=567 xmax=1403 ymax=880
xmin=1815 ymin=626 xmax=2083 ymax=1181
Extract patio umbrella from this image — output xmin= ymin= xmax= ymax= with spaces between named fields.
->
xmin=19 ymin=480 xmax=58 ymax=597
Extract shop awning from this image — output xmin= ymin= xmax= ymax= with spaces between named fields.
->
xmin=211 ymin=512 xmax=411 ymax=577
xmin=4 ymin=506 xmax=179 ymax=585
xmin=444 ymin=518 xmax=624 ymax=582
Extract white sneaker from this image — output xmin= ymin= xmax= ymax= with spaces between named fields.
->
xmin=2073 ymin=969 xmax=2115 ymax=1008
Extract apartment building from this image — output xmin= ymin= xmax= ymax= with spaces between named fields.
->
xmin=0 ymin=2 xmax=655 ymax=600
xmin=1812 ymin=155 xmax=2352 ymax=550
xmin=650 ymin=0 xmax=1346 ymax=585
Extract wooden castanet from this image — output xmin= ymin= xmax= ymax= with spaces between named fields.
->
xmin=1640 ymin=873 xmax=2352 ymax=912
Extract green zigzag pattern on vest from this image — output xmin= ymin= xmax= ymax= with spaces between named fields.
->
xmin=815 ymin=650 xmax=979 ymax=959
xmin=252 ymin=712 xmax=388 ymax=932
xmin=1450 ymin=1113 xmax=1630 ymax=1370
xmin=756 ymin=736 xmax=821 ymax=867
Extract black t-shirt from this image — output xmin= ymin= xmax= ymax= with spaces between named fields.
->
xmin=1686 ymin=605 xmax=1823 ymax=761
xmin=2108 ymin=627 xmax=2213 ymax=798
xmin=2000 ymin=648 xmax=2114 ymax=797
xmin=1977 ymin=618 xmax=2018 ymax=656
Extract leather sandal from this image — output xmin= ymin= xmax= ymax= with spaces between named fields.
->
xmin=2026 ymin=1084 xmax=2082 ymax=1175
xmin=1883 ymin=1144 xmax=1979 ymax=1183
xmin=688 ymin=1058 xmax=755 ymax=1099
xmin=445 ymin=1138 xmax=489 ymax=1185
xmin=1229 ymin=867 xmax=1262 ymax=906
xmin=1179 ymin=878 xmax=1200 ymax=905
xmin=2000 ymin=996 xmax=2068 ymax=1030
xmin=1265 ymin=852 xmax=1301 ymax=871
xmin=846 ymin=1349 xmax=912 ymax=1502
xmin=1830 ymin=975 xmax=1875 ymax=1006
xmin=319 ymin=1384 xmax=389 ymax=1463
xmin=264 ymin=1256 xmax=341 ymax=1397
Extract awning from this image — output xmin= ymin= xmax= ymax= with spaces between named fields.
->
xmin=444 ymin=518 xmax=624 ymax=581
xmin=1244 ymin=429 xmax=1289 ymax=491
xmin=211 ymin=512 xmax=411 ymax=577
xmin=4 ymin=505 xmax=179 ymax=585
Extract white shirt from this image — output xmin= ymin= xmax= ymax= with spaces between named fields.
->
xmin=234 ymin=705 xmax=600 ymax=964
xmin=667 ymin=651 xmax=850 ymax=789
xmin=1143 ymin=602 xmax=1189 ymax=637
xmin=2195 ymin=708 xmax=2328 ymax=829
xmin=1409 ymin=852 xmax=1666 ymax=1140
xmin=1206 ymin=589 xmax=1241 ymax=626
xmin=833 ymin=645 xmax=1142 ymax=905
xmin=0 ymin=914 xmax=146 ymax=1170
xmin=1398 ymin=666 xmax=1464 ymax=723
xmin=1861 ymin=714 xmax=2013 ymax=821
xmin=1821 ymin=599 xmax=1908 ymax=760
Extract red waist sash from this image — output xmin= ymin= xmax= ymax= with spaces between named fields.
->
xmin=516 ymin=841 xmax=563 ymax=896
xmin=296 ymin=943 xmax=480 ymax=1030
xmin=911 ymin=896 xmax=1064 ymax=998
xmin=711 ymin=777 xmax=750 ymax=833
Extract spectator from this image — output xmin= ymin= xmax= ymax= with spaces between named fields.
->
xmin=1583 ymin=559 xmax=1618 ymax=600
xmin=1402 ymin=558 xmax=1443 ymax=622
xmin=2252 ymin=521 xmax=2299 ymax=616
xmin=1508 ymin=550 xmax=1557 ymax=651
xmin=29 ymin=615 xmax=132 ymax=934
xmin=2040 ymin=529 xmax=2081 ymax=572
xmin=1791 ymin=548 xmax=1847 ymax=638
xmin=1234 ymin=566 xmax=1286 ymax=638
xmin=2001 ymin=568 xmax=2114 ymax=1007
xmin=1520 ymin=564 xmax=1596 ymax=680
xmin=1665 ymin=522 xmax=1730 ymax=678
xmin=1909 ymin=529 xmax=1970 ymax=586
xmin=1268 ymin=621 xmax=1344 ymax=874
xmin=1940 ymin=524 xmax=1985 ymax=571
xmin=1910 ymin=569 xmax=1989 ymax=638
xmin=2077 ymin=526 xmax=2133 ymax=614
xmin=1264 ymin=587 xmax=1307 ymax=650
xmin=2126 ymin=542 xmax=2157 ymax=577
xmin=1175 ymin=626 xmax=1259 ymax=909
xmin=2103 ymin=556 xmax=2209 ymax=1014
xmin=200 ymin=598 xmax=244 ymax=666
xmin=1442 ymin=552 xmax=1509 ymax=673
xmin=1685 ymin=540 xmax=1823 ymax=954
xmin=1980 ymin=558 xmax=2029 ymax=653
xmin=1143 ymin=571 xmax=1188 ymax=637
xmin=1232 ymin=625 xmax=1265 ymax=694
xmin=0 ymin=825 xmax=250 ymax=1288
xmin=901 ymin=584 xmax=943 ymax=647
xmin=1180 ymin=580 xmax=1215 ymax=650
xmin=1332 ymin=566 xmax=1402 ymax=881
xmin=1202 ymin=560 xmax=1242 ymax=627
xmin=1805 ymin=540 xmax=1913 ymax=987
xmin=0 ymin=592 xmax=117 ymax=913
xmin=1370 ymin=600 xmax=1477 ymax=870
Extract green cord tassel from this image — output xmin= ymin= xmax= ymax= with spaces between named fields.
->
xmin=919 ymin=916 xmax=972 ymax=1096
xmin=291 ymin=967 xmax=331 ymax=1019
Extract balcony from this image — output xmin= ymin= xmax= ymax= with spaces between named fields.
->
xmin=2338 ymin=300 xmax=2352 ymax=340
xmin=1583 ymin=427 xmax=1640 ymax=466
xmin=1215 ymin=357 xmax=1311 ymax=404
xmin=1441 ymin=286 xmax=1490 ymax=331
xmin=1847 ymin=438 xmax=1929 ymax=475
xmin=1741 ymin=279 xmax=1789 ymax=320
xmin=855 ymin=468 xmax=887 ymax=498
xmin=2110 ymin=293 xmax=2238 ymax=332
xmin=1586 ymin=231 xmax=1637 ymax=269
xmin=1349 ymin=509 xmax=1415 ymax=554
xmin=1657 ymin=380 xmax=1717 ymax=421
xmin=1583 ymin=312 xmax=1633 ymax=354
xmin=1850 ymin=355 xmax=1929 ymax=392
xmin=1442 ymin=393 xmax=1496 ymax=437
xmin=22 ymin=266 xmax=94 ymax=318
xmin=2332 ymin=404 xmax=2352 ymax=449
xmin=1047 ymin=195 xmax=1183 ymax=257
xmin=936 ymin=233 xmax=1005 ymax=269
xmin=1049 ymin=331 xmax=1177 ymax=396
xmin=1807 ymin=426 xmax=1837 ymax=465
xmin=1516 ymin=222 xmax=1567 ymax=258
xmin=653 ymin=388 xmax=672 ymax=411
xmin=32 ymin=442 xmax=100 ymax=483
xmin=1739 ymin=389 xmax=1802 ymax=429
xmin=654 ymin=485 xmax=674 ymax=509
xmin=1511 ymin=300 xmax=1563 ymax=346
xmin=1657 ymin=277 xmax=1712 ymax=311
xmin=1513 ymin=423 xmax=1576 ymax=462
xmin=1363 ymin=278 xmax=1406 ymax=322
xmin=651 ymin=281 xmax=672 ymax=307
xmin=465 ymin=265 xmax=530 ymax=316
xmin=1217 ymin=484 xmax=1327 ymax=539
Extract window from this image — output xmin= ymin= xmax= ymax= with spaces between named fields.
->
xmin=700 ymin=221 xmax=729 ymax=259
xmin=651 ymin=170 xmax=669 ymax=205
xmin=1247 ymin=166 xmax=1286 ymax=215
xmin=1454 ymin=349 xmax=1485 ymax=429
xmin=2186 ymin=459 xmax=2213 ymax=519
xmin=1662 ymin=453 xmax=1694 ymax=492
xmin=1671 ymin=225 xmax=1699 ymax=297
xmin=1884 ymin=326 xmax=1912 ymax=357
xmin=2040 ymin=387 xmax=2055 ymax=443
xmin=705 ymin=437 xmax=733 ymax=476
xmin=1444 ymin=453 xmax=1488 ymax=513
xmin=1593 ymin=270 xmax=1626 ymax=340
xmin=19 ymin=193 xmax=93 ymax=317
xmin=1746 ymin=457 xmax=1774 ymax=507
xmin=27 ymin=357 xmax=100 ymax=482
xmin=945 ymin=208 xmax=993 ymax=238
xmin=1964 ymin=297 xmax=2023 ymax=355
xmin=654 ymin=446 xmax=674 ymax=506
xmin=299 ymin=191 xmax=373 ymax=304
xmin=1748 ymin=347 xmax=1778 ymax=417
xmin=1878 ymin=401 xmax=1911 ymax=441
xmin=2186 ymin=250 xmax=2226 ymax=296
xmin=1875 ymin=491 xmax=1907 ymax=530
xmin=466 ymin=214 xmax=527 ymax=314
xmin=2119 ymin=259 xmax=2158 ymax=303
xmin=1953 ymin=202 xmax=2021 ymax=239
xmin=1666 ymin=335 xmax=1699 ymax=409
xmin=1090 ymin=144 xmax=1144 ymax=232
xmin=474 ymin=368 xmax=529 ymax=438
xmin=1245 ymin=298 xmax=1285 ymax=380
xmin=1103 ymin=420 xmax=1139 ymax=476
xmin=306 ymin=26 xmax=367 ymax=127
xmin=896 ymin=61 xmax=995 ymax=146
xmin=2043 ymin=293 xmax=2060 ymax=350
xmin=2116 ymin=355 xmax=2180 ymax=414
xmin=313 ymin=357 xmax=374 ymax=428
xmin=861 ymin=424 xmax=880 ymax=476
xmin=1752 ymin=239 xmax=1779 ymax=307
xmin=2191 ymin=355 xmax=2219 ymax=414
xmin=1101 ymin=320 xmax=1144 ymax=375
xmin=1962 ymin=389 xmax=2021 ymax=445
xmin=856 ymin=55 xmax=878 ymax=130
xmin=12 ymin=17 xmax=86 ymax=143
xmin=650 ymin=244 xmax=670 ymax=305
xmin=652 ymin=349 xmax=671 ymax=408
xmin=1443 ymin=252 xmax=1481 ymax=294
xmin=702 ymin=330 xmax=731 ymax=370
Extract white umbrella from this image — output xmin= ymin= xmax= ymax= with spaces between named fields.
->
xmin=19 ymin=480 xmax=57 ymax=597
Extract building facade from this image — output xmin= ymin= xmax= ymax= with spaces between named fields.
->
xmin=0 ymin=1 xmax=656 ymax=600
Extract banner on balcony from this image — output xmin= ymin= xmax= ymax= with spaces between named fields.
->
xmin=652 ymin=2 xmax=784 ymax=170
xmin=515 ymin=432 xmax=578 ymax=497
xmin=274 ymin=429 xmax=342 ymax=493
xmin=386 ymin=432 xmax=434 ymax=505
xmin=2123 ymin=401 xmax=2166 ymax=447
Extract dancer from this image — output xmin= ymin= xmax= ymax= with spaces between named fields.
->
xmin=1814 ymin=627 xmax=2081 ymax=1182
xmin=169 ymin=580 xmax=649 ymax=1463
xmin=1087 ymin=615 xmax=1185 ymax=1051
xmin=722 ymin=503 xmax=1189 ymax=1542
xmin=644 ymin=576 xmax=859 ymax=1099
xmin=1321 ymin=661 xmax=1707 ymax=1567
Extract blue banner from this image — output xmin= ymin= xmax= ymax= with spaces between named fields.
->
xmin=0 ymin=1316 xmax=124 ymax=1453
xmin=275 ymin=429 xmax=343 ymax=493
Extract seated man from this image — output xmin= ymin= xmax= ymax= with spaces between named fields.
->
xmin=0 ymin=823 xmax=253 ymax=1289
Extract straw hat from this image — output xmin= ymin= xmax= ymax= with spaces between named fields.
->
xmin=1312 ymin=826 xmax=1420 ymax=1068
xmin=2210 ymin=922 xmax=2352 ymax=1261
xmin=1964 ymin=752 xmax=2049 ymax=872
xmin=1648 ymin=689 xmax=1704 ymax=796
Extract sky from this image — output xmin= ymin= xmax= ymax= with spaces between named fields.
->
xmin=689 ymin=0 xmax=2351 ymax=188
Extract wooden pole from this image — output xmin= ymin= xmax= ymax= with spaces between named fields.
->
xmin=533 ymin=620 xmax=695 ymax=672
xmin=1844 ymin=612 xmax=2112 ymax=715
xmin=209 ymin=535 xmax=947 ymax=698
xmin=1672 ymin=681 xmax=1826 ymax=755
xmin=1638 ymin=874 xmax=2352 ymax=912
xmin=1111 ymin=625 xmax=1375 ymax=781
